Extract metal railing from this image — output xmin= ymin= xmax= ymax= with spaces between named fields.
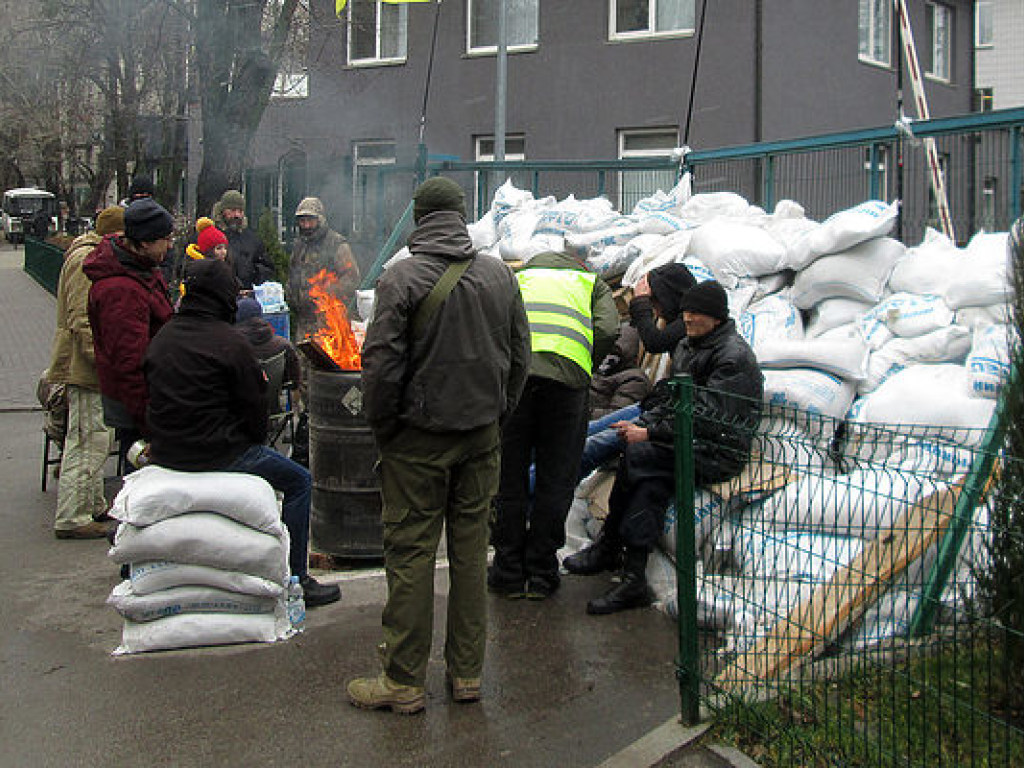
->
xmin=360 ymin=107 xmax=1024 ymax=288
xmin=669 ymin=377 xmax=1024 ymax=765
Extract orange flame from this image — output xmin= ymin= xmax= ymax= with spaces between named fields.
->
xmin=307 ymin=268 xmax=362 ymax=371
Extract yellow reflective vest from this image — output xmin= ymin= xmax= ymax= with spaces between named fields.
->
xmin=516 ymin=268 xmax=597 ymax=375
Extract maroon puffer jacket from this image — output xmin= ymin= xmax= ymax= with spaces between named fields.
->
xmin=83 ymin=236 xmax=173 ymax=431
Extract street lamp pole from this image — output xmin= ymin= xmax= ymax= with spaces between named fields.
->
xmin=495 ymin=0 xmax=507 ymax=163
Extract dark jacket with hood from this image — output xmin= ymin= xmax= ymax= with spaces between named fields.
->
xmin=145 ymin=259 xmax=267 ymax=471
xmin=236 ymin=316 xmax=302 ymax=392
xmin=628 ymin=262 xmax=695 ymax=354
xmin=361 ymin=209 xmax=532 ymax=444
xmin=638 ymin=318 xmax=763 ymax=483
xmin=84 ymin=236 xmax=174 ymax=431
xmin=213 ymin=207 xmax=276 ymax=289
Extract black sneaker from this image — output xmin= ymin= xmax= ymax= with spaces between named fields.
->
xmin=524 ymin=576 xmax=559 ymax=601
xmin=487 ymin=567 xmax=526 ymax=599
xmin=300 ymin=575 xmax=341 ymax=608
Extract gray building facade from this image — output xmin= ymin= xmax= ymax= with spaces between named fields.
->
xmin=249 ymin=0 xmax=975 ymax=262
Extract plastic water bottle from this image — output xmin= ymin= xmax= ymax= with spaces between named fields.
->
xmin=286 ymin=575 xmax=305 ymax=633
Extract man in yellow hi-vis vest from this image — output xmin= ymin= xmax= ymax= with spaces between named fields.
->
xmin=490 ymin=250 xmax=619 ymax=599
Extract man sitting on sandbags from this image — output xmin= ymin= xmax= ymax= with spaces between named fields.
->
xmin=143 ymin=259 xmax=339 ymax=607
xmin=563 ymin=280 xmax=763 ymax=615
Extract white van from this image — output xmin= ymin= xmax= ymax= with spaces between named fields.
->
xmin=2 ymin=188 xmax=58 ymax=243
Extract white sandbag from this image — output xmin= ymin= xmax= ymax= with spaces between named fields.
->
xmin=858 ymin=325 xmax=971 ymax=394
xmin=678 ymin=191 xmax=751 ymax=225
xmin=111 ymin=466 xmax=283 ymax=534
xmin=683 ymin=255 xmax=716 ymax=284
xmin=733 ymin=528 xmax=863 ymax=583
xmin=859 ymin=292 xmax=954 ymax=341
xmin=355 ymin=289 xmax=376 ymax=323
xmin=965 ymin=323 xmax=1011 ymax=398
xmin=756 ymin=337 xmax=869 ymax=380
xmin=114 ymin=612 xmax=289 ymax=655
xmin=129 ymin=561 xmax=285 ymax=597
xmin=848 ymin=364 xmax=996 ymax=435
xmin=686 ymin=219 xmax=787 ymax=287
xmin=762 ymin=368 xmax=857 ymax=420
xmin=495 ymin=204 xmax=543 ymax=245
xmin=752 ymin=271 xmax=793 ymax=303
xmin=586 ymin=244 xmax=636 ymax=277
xmin=956 ymin=304 xmax=1010 ymax=329
xmin=944 ymin=231 xmax=1011 ymax=309
xmin=632 ymin=173 xmax=691 ymax=216
xmin=637 ymin=211 xmax=689 ymax=235
xmin=739 ymin=293 xmax=803 ymax=351
xmin=565 ymin=221 xmax=639 ymax=256
xmin=790 ymin=237 xmax=904 ymax=309
xmin=763 ymin=202 xmax=820 ymax=267
xmin=382 ymin=246 xmax=411 ymax=271
xmin=108 ymin=581 xmax=279 ymax=623
xmin=619 ymin=230 xmax=693 ymax=287
xmin=467 ymin=209 xmax=498 ymax=249
xmin=491 ymin=180 xmax=534 ymax=226
xmin=534 ymin=196 xmax=619 ymax=236
xmin=659 ymin=491 xmax=726 ymax=561
xmin=726 ymin=280 xmax=760 ymax=320
xmin=110 ymin=513 xmax=291 ymax=585
xmin=885 ymin=440 xmax=976 ymax=477
xmin=887 ymin=227 xmax=961 ymax=294
xmin=805 ymin=297 xmax=874 ymax=338
xmin=787 ymin=200 xmax=899 ymax=270
xmin=758 ymin=469 xmax=950 ymax=539
xmin=499 ymin=233 xmax=564 ymax=263
xmin=754 ymin=417 xmax=834 ymax=473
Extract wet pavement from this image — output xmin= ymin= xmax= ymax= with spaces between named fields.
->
xmin=0 ymin=242 xmax=752 ymax=767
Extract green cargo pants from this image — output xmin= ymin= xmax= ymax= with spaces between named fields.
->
xmin=378 ymin=422 xmax=500 ymax=687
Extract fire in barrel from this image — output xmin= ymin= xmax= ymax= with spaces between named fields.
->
xmin=303 ymin=269 xmax=382 ymax=559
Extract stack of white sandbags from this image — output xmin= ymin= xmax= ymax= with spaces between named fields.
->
xmin=107 ymin=466 xmax=292 ymax=654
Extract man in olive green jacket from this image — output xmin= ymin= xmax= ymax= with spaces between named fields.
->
xmin=47 ymin=207 xmax=124 ymax=539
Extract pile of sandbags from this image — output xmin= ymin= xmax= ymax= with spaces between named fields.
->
xmin=107 ymin=467 xmax=293 ymax=654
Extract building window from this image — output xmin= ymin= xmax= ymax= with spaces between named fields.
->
xmin=975 ymin=1 xmax=993 ymax=48
xmin=618 ymin=128 xmax=679 ymax=212
xmin=974 ymin=87 xmax=994 ymax=112
xmin=475 ymin=135 xmax=526 ymax=162
xmin=925 ymin=3 xmax=952 ymax=81
xmin=858 ymin=0 xmax=891 ymax=67
xmin=352 ymin=140 xmax=396 ymax=234
xmin=348 ymin=0 xmax=408 ymax=65
xmin=610 ymin=0 xmax=695 ymax=40
xmin=467 ymin=0 xmax=538 ymax=53
xmin=269 ymin=0 xmax=309 ymax=99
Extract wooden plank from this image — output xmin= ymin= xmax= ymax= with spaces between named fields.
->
xmin=715 ymin=482 xmax=960 ymax=693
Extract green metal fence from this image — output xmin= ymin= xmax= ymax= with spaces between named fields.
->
xmin=669 ymin=376 xmax=1024 ymax=766
xmin=361 ymin=107 xmax=1024 ymax=289
xmin=23 ymin=236 xmax=64 ymax=296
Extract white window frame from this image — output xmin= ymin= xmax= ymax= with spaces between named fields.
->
xmin=617 ymin=127 xmax=679 ymax=212
xmin=466 ymin=0 xmax=539 ymax=55
xmin=925 ymin=2 xmax=952 ymax=82
xmin=858 ymin=0 xmax=891 ymax=68
xmin=609 ymin=0 xmax=695 ymax=41
xmin=269 ymin=0 xmax=309 ymax=100
xmin=347 ymin=0 xmax=408 ymax=67
xmin=352 ymin=140 xmax=396 ymax=235
xmin=974 ymin=1 xmax=993 ymax=48
xmin=475 ymin=135 xmax=526 ymax=162
xmin=272 ymin=71 xmax=309 ymax=99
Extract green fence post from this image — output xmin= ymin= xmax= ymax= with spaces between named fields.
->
xmin=671 ymin=373 xmax=700 ymax=725
xmin=908 ymin=365 xmax=1013 ymax=637
xmin=359 ymin=201 xmax=415 ymax=291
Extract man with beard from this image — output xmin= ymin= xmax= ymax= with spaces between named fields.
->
xmin=286 ymin=197 xmax=360 ymax=345
xmin=213 ymin=189 xmax=276 ymax=290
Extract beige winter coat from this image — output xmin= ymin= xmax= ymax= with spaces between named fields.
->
xmin=49 ymin=232 xmax=103 ymax=390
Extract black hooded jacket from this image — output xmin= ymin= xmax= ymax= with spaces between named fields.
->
xmin=145 ymin=260 xmax=267 ymax=471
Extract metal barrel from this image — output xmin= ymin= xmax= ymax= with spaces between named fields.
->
xmin=307 ymin=369 xmax=383 ymax=558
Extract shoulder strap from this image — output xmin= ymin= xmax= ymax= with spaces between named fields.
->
xmin=411 ymin=258 xmax=472 ymax=338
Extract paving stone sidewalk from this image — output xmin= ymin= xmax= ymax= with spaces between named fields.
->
xmin=0 ymin=244 xmax=55 ymax=410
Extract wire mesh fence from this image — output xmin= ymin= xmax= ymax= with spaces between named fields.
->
xmin=669 ymin=380 xmax=1024 ymax=766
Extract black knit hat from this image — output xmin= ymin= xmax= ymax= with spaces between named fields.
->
xmin=124 ymin=199 xmax=174 ymax=242
xmin=680 ymin=280 xmax=729 ymax=322
xmin=413 ymin=177 xmax=467 ymax=223
xmin=127 ymin=175 xmax=155 ymax=199
xmin=647 ymin=263 xmax=697 ymax=319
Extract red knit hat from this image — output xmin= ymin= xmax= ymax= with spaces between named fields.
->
xmin=196 ymin=216 xmax=228 ymax=255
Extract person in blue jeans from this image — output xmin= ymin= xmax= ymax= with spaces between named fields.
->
xmin=143 ymin=258 xmax=340 ymax=607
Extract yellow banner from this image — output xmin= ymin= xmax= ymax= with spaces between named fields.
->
xmin=337 ymin=0 xmax=432 ymax=15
